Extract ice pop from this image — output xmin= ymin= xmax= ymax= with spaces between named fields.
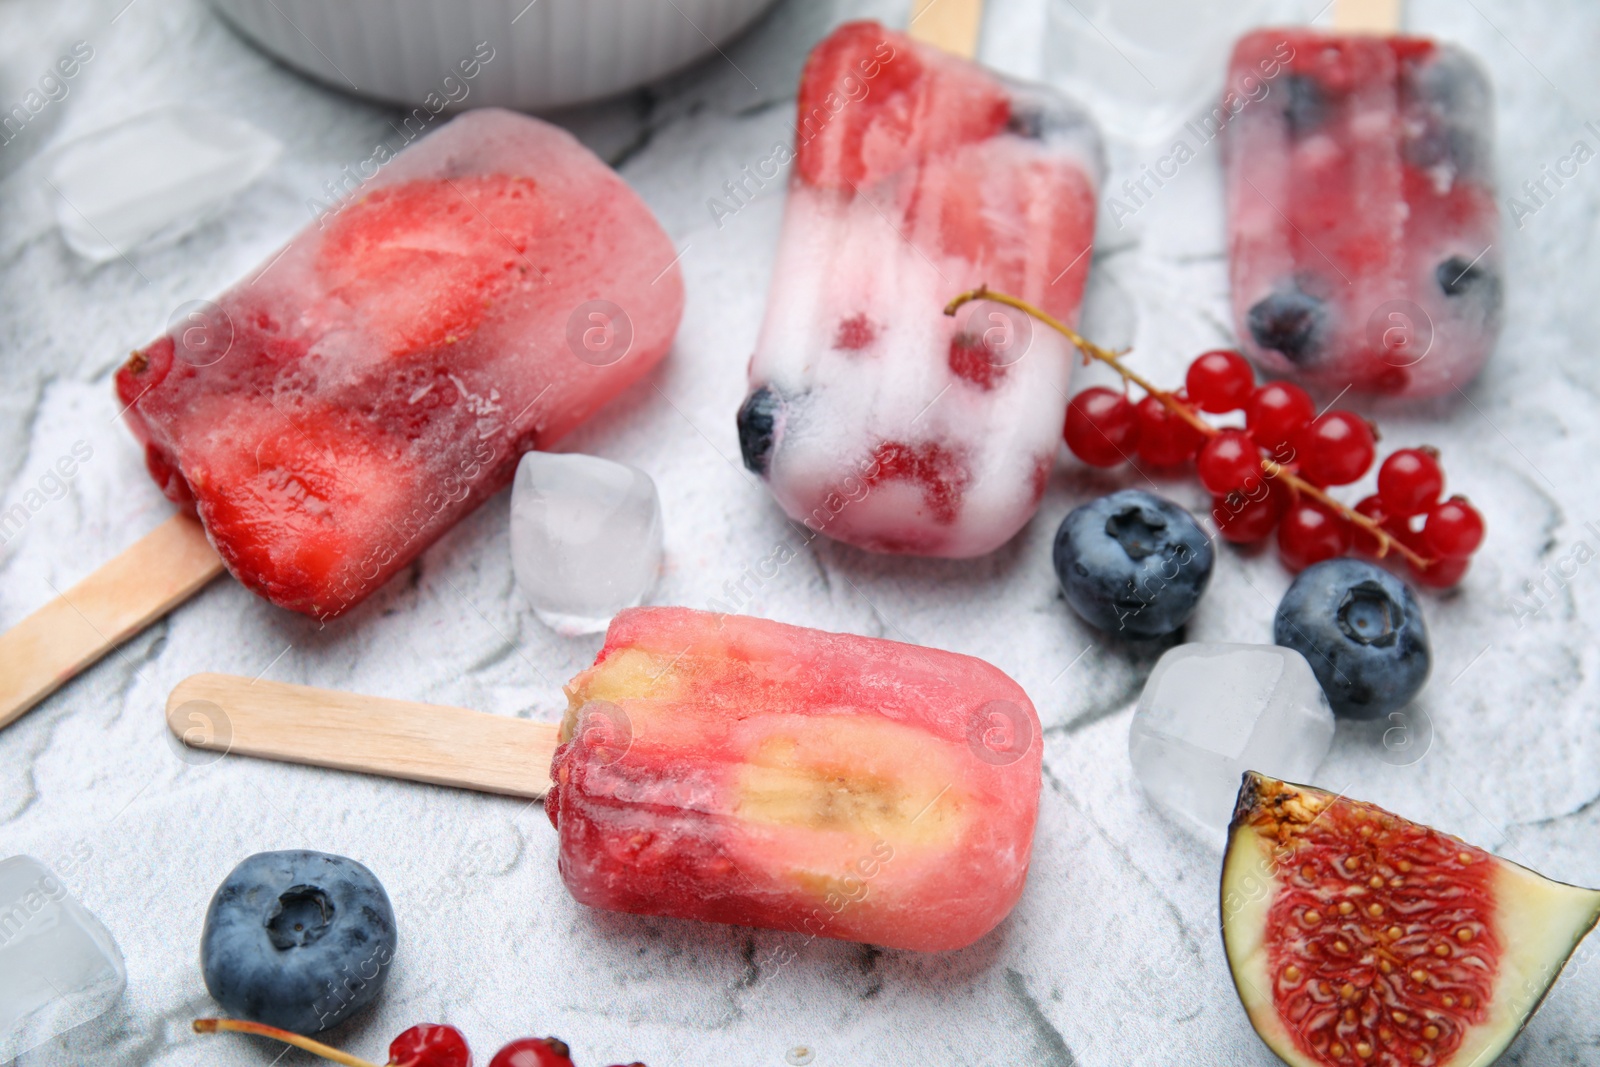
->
xmin=548 ymin=607 xmax=1042 ymax=950
xmin=1223 ymin=28 xmax=1501 ymax=397
xmin=737 ymin=21 xmax=1102 ymax=557
xmin=115 ymin=108 xmax=684 ymax=620
xmin=167 ymin=608 xmax=1044 ymax=952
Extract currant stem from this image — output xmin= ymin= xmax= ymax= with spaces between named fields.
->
xmin=943 ymin=286 xmax=1432 ymax=571
xmin=193 ymin=1018 xmax=385 ymax=1067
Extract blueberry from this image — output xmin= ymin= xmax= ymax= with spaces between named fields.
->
xmin=1436 ymin=254 xmax=1502 ymax=315
xmin=1435 ymin=255 xmax=1504 ymax=341
xmin=736 ymin=386 xmax=781 ymax=477
xmin=1001 ymin=79 xmax=1099 ymax=150
xmin=1281 ymin=74 xmax=1327 ymax=136
xmin=1273 ymin=559 xmax=1431 ymax=719
xmin=1248 ymin=286 xmax=1327 ymax=365
xmin=1053 ymin=490 xmax=1214 ymax=638
xmin=1402 ymin=48 xmax=1493 ymax=180
xmin=201 ymin=850 xmax=397 ymax=1034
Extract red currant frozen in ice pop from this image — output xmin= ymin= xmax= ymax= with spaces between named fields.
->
xmin=546 ymin=607 xmax=1043 ymax=952
xmin=115 ymin=109 xmax=685 ymax=620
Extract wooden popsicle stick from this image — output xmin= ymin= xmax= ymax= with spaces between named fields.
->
xmin=1334 ymin=0 xmax=1401 ymax=33
xmin=0 ymin=513 xmax=224 ymax=730
xmin=167 ymin=673 xmax=560 ymax=798
xmin=907 ymin=0 xmax=984 ymax=59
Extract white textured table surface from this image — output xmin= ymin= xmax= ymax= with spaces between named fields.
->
xmin=3 ymin=1 xmax=1600 ymax=1065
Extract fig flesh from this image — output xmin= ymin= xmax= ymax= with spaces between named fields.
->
xmin=1221 ymin=773 xmax=1600 ymax=1067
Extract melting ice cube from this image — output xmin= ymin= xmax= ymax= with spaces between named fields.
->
xmin=510 ymin=452 xmax=663 ymax=636
xmin=46 ymin=104 xmax=280 ymax=262
xmin=0 ymin=855 xmax=126 ymax=1060
xmin=1129 ymin=643 xmax=1335 ymax=838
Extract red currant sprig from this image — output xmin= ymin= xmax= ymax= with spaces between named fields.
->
xmin=194 ymin=1019 xmax=646 ymax=1067
xmin=944 ymin=286 xmax=1484 ymax=587
xmin=194 ymin=1019 xmax=439 ymax=1067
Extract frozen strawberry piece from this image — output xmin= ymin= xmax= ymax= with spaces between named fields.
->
xmin=796 ymin=20 xmax=1008 ymax=190
xmin=742 ymin=22 xmax=1103 ymax=558
xmin=547 ymin=607 xmax=1042 ymax=952
xmin=866 ymin=439 xmax=969 ymax=531
xmin=1224 ymin=29 xmax=1501 ymax=398
xmin=317 ymin=174 xmax=546 ymax=357
xmin=116 ymin=109 xmax=684 ymax=619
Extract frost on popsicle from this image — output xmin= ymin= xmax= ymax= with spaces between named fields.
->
xmin=1224 ymin=30 xmax=1502 ymax=397
xmin=546 ymin=608 xmax=1043 ymax=951
xmin=114 ymin=109 xmax=685 ymax=620
xmin=738 ymin=21 xmax=1103 ymax=558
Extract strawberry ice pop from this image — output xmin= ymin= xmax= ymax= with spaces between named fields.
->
xmin=1224 ymin=29 xmax=1501 ymax=398
xmin=115 ymin=108 xmax=684 ymax=620
xmin=737 ymin=21 xmax=1102 ymax=557
xmin=547 ymin=607 xmax=1042 ymax=951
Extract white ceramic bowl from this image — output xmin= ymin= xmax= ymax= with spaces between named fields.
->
xmin=207 ymin=0 xmax=779 ymax=111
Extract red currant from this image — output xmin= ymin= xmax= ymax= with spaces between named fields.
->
xmin=1246 ymin=381 xmax=1314 ymax=454
xmin=1186 ymin=349 xmax=1254 ymax=413
xmin=1349 ymin=494 xmax=1392 ymax=557
xmin=1294 ymin=410 xmax=1377 ymax=486
xmin=1409 ymin=554 xmax=1470 ymax=589
xmin=1420 ymin=496 xmax=1485 ymax=558
xmin=489 ymin=1038 xmax=573 ymax=1067
xmin=1064 ymin=387 xmax=1138 ymax=467
xmin=1197 ymin=429 xmax=1264 ymax=495
xmin=1134 ymin=394 xmax=1203 ymax=466
xmin=390 ymin=1025 xmax=472 ymax=1067
xmin=1377 ymin=447 xmax=1443 ymax=517
xmin=1213 ymin=481 xmax=1285 ymax=544
xmin=1278 ymin=499 xmax=1351 ymax=572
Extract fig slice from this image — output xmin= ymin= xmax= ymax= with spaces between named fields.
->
xmin=1221 ymin=772 xmax=1600 ymax=1067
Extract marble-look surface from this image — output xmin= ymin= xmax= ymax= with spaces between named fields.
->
xmin=3 ymin=0 xmax=1599 ymax=1064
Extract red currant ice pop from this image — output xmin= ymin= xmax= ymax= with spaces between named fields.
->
xmin=736 ymin=21 xmax=1102 ymax=557
xmin=116 ymin=108 xmax=684 ymax=620
xmin=1224 ymin=29 xmax=1500 ymax=398
xmin=547 ymin=607 xmax=1042 ymax=951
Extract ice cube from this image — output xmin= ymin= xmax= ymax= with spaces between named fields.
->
xmin=1129 ymin=643 xmax=1335 ymax=838
xmin=1046 ymin=0 xmax=1282 ymax=142
xmin=510 ymin=452 xmax=663 ymax=636
xmin=46 ymin=104 xmax=281 ymax=262
xmin=0 ymin=856 xmax=126 ymax=1060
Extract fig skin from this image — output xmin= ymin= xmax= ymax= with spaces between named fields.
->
xmin=1220 ymin=772 xmax=1600 ymax=1067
